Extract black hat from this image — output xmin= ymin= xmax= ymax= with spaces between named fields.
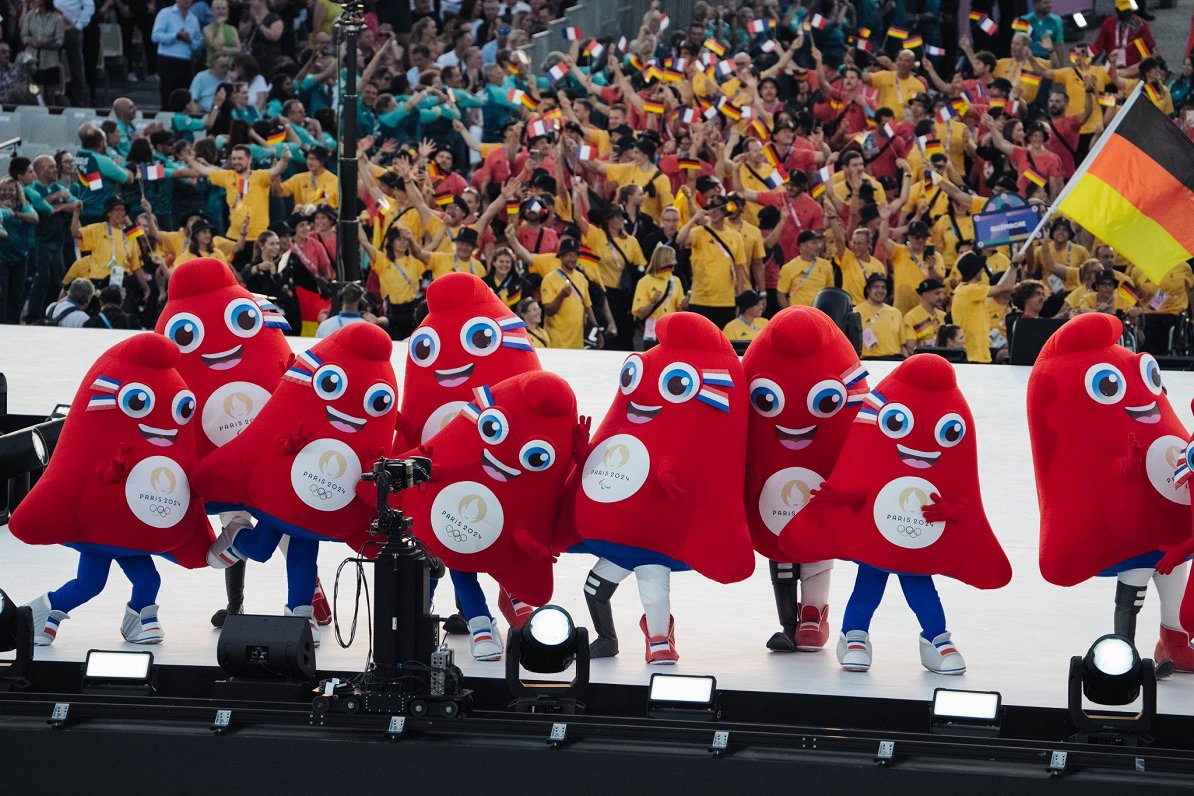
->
xmin=600 ymin=204 xmax=626 ymax=224
xmin=910 ymin=93 xmax=933 ymax=109
xmin=455 ymin=227 xmax=479 ymax=247
xmin=758 ymin=205 xmax=781 ymax=230
xmin=916 ymin=278 xmax=945 ymax=294
xmin=736 ymin=289 xmax=764 ymax=311
xmin=633 ymin=138 xmax=657 ymax=159
xmin=190 ymin=218 xmax=215 ymax=235
xmin=379 ymin=170 xmax=402 ymax=188
xmin=858 ymin=202 xmax=880 ymax=224
xmin=268 ymin=220 xmax=294 ymax=238
xmin=705 ymin=194 xmax=730 ymax=212
xmin=103 ymin=196 xmax=128 ymax=216
xmin=313 ymin=204 xmax=337 ymax=222
xmin=1093 ymin=269 xmax=1117 ymax=286
xmin=695 ymin=174 xmax=721 ymax=194
xmin=907 ymin=220 xmax=931 ymax=238
xmin=864 ymin=273 xmax=887 ymax=294
xmin=288 ymin=211 xmax=314 ymax=229
xmin=957 ymin=252 xmax=985 ymax=283
xmin=797 ymin=229 xmax=821 ymax=244
xmin=558 ymin=237 xmax=580 ymax=256
xmin=610 ymin=124 xmax=635 ymax=141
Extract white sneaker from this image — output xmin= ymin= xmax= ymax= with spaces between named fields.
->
xmin=27 ymin=593 xmax=68 ymax=646
xmin=837 ymin=630 xmax=872 ymax=672
xmin=468 ymin=615 xmax=503 ymax=661
xmin=207 ymin=516 xmax=250 ymax=569
xmin=919 ymin=631 xmax=966 ymax=675
xmin=285 ymin=605 xmax=320 ymax=648
xmin=121 ymin=604 xmax=164 ymax=644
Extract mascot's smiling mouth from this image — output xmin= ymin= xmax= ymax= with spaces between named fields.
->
xmin=1125 ymin=402 xmax=1161 ymax=424
xmin=138 ymin=424 xmax=178 ymax=446
xmin=626 ymin=401 xmax=662 ymax=424
xmin=775 ymin=423 xmax=817 ymax=450
xmin=434 ymin=363 xmax=474 ymax=387
xmin=897 ymin=444 xmax=941 ymax=469
xmin=481 ymin=449 xmax=521 ymax=482
xmin=325 ymin=406 xmax=366 ymax=433
xmin=200 ymin=345 xmax=244 ymax=370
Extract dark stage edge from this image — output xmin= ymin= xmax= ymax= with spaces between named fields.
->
xmin=2 ymin=661 xmax=1194 ymax=791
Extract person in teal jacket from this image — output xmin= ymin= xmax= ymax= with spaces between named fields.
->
xmin=0 ymin=176 xmax=37 ymax=323
xmin=76 ymin=126 xmax=135 ymax=225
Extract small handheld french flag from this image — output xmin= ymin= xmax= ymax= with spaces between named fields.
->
xmin=563 ymin=26 xmax=582 ymax=41
xmin=548 ymin=62 xmax=569 ymax=83
xmin=576 ymin=144 xmax=595 ymax=161
xmin=140 ymin=163 xmax=165 ymax=181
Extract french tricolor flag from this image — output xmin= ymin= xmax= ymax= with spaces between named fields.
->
xmin=563 ymin=26 xmax=582 ymax=41
xmin=576 ymin=144 xmax=595 ymax=161
xmin=140 ymin=163 xmax=165 ymax=181
xmin=548 ymin=62 xmax=569 ymax=82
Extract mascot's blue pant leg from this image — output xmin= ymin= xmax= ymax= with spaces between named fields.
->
xmin=448 ymin=570 xmax=491 ymax=620
xmin=234 ymin=520 xmax=285 ymax=563
xmin=897 ymin=574 xmax=947 ymax=640
xmin=842 ymin=563 xmax=888 ymax=633
xmin=50 ymin=551 xmax=161 ymax=612
xmin=284 ymin=537 xmax=319 ymax=610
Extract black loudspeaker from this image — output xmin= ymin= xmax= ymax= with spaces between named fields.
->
xmin=216 ymin=614 xmax=316 ymax=680
xmin=1009 ymin=317 xmax=1068 ymax=366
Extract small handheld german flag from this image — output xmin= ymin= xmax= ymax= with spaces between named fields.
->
xmin=1099 ymin=93 xmax=1118 ymax=108
xmin=1023 ymin=167 xmax=1047 ymax=188
xmin=924 ymin=138 xmax=945 ymax=157
xmin=904 ymin=35 xmax=924 ymax=49
xmin=578 ymin=247 xmax=599 ymax=266
xmin=1011 ymin=18 xmax=1031 ymax=33
xmin=642 ymin=100 xmax=664 ymax=115
xmin=703 ymin=39 xmax=725 ymax=57
xmin=887 ymin=26 xmax=909 ymax=40
xmin=125 ymin=225 xmax=145 ymax=241
xmin=506 ymin=200 xmax=520 ymax=218
xmin=1134 ymin=38 xmax=1150 ymax=59
xmin=434 ymin=191 xmax=454 ymax=207
xmin=267 ymin=130 xmax=287 ymax=146
xmin=678 ymin=158 xmax=702 ymax=171
xmin=1118 ymin=283 xmax=1140 ymax=305
xmin=1019 ymin=73 xmax=1041 ymax=90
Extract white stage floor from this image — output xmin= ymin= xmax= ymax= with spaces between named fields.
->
xmin=3 ymin=326 xmax=1194 ymax=716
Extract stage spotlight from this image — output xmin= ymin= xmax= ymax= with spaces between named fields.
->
xmin=931 ymin=688 xmax=1002 ymax=736
xmin=647 ymin=674 xmax=721 ymax=721
xmin=215 ymin=614 xmax=316 ymax=700
xmin=82 ymin=649 xmax=155 ymax=696
xmin=506 ymin=605 xmax=589 ymax=714
xmin=0 ymin=588 xmax=34 ymax=689
xmin=1068 ymin=634 xmax=1157 ymax=744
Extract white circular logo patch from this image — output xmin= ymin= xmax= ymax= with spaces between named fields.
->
xmin=201 ymin=381 xmax=271 ymax=447
xmin=581 ymin=434 xmax=650 ymax=503
xmin=871 ymin=476 xmax=945 ymax=550
xmin=290 ymin=438 xmax=361 ymax=511
xmin=125 ymin=455 xmax=191 ymax=528
xmin=430 ymin=480 xmax=505 ymax=554
xmin=421 ymin=400 xmax=469 ymax=444
xmin=758 ymin=466 xmax=824 ymax=535
xmin=1146 ymin=434 xmax=1191 ymax=505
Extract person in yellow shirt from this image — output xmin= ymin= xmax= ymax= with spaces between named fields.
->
xmin=173 ymin=218 xmax=248 ymax=268
xmin=515 ymin=297 xmax=551 ymax=349
xmin=67 ymin=196 xmax=147 ymax=289
xmin=725 ymin=192 xmax=766 ymax=291
xmin=677 ymin=193 xmax=749 ymax=329
xmin=854 ymin=274 xmax=908 ymax=359
xmin=540 ymin=238 xmax=598 ymax=350
xmin=862 ymin=49 xmax=926 ymax=117
xmin=951 ymin=252 xmax=1018 ymax=364
xmin=358 ymin=224 xmax=425 ymax=340
xmin=777 ymin=229 xmax=834 ymax=310
xmin=1052 ymin=46 xmax=1112 ymax=149
xmin=1128 ymin=261 xmax=1194 ymax=356
xmin=576 ymin=198 xmax=646 ymax=351
xmin=186 ymin=144 xmax=292 ymax=240
xmin=632 ymin=243 xmax=687 ymax=350
xmin=992 ymin=32 xmax=1055 ymax=105
xmin=832 ymin=150 xmax=887 ymax=206
xmin=581 ymin=138 xmax=674 ymax=222
xmin=834 ymin=225 xmax=886 ymax=304
xmin=1064 ymin=259 xmax=1107 ymax=313
xmin=1033 ymin=218 xmax=1089 ymax=296
xmin=274 ymin=147 xmax=339 ymax=208
xmin=903 ymin=278 xmax=948 ymax=349
xmin=411 ymin=226 xmax=486 ymax=279
xmin=890 ymin=220 xmax=946 ymax=314
xmin=722 ymin=289 xmax=768 ymax=345
xmin=735 ymin=139 xmax=781 ymax=227
xmin=1077 ymin=269 xmax=1143 ymax=318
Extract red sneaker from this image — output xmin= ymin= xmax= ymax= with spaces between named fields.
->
xmin=795 ymin=604 xmax=830 ymax=651
xmin=497 ymin=587 xmax=535 ymax=629
xmin=312 ymin=578 xmax=332 ymax=627
xmin=1154 ymin=625 xmax=1194 ymax=672
xmin=640 ymin=615 xmax=679 ymax=664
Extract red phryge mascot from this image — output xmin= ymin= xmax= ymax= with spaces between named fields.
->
xmin=743 ymin=307 xmax=868 ymax=653
xmin=155 ymin=257 xmax=299 ymax=628
xmin=195 ymin=323 xmax=397 ymax=645
xmin=1029 ymin=313 xmax=1194 ymax=670
xmin=399 ymin=273 xmax=541 ymax=653
xmin=391 ymin=372 xmax=587 ymax=658
xmin=780 ymin=354 xmax=1011 ymax=675
xmin=558 ymin=312 xmax=754 ymax=664
xmin=10 ymin=334 xmax=213 ymax=646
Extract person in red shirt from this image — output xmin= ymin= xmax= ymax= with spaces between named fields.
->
xmin=983 ymin=114 xmax=1064 ymax=201
xmin=734 ymin=170 xmax=825 ymax=268
xmin=861 ymin=108 xmax=910 ymax=184
xmin=1043 ymin=85 xmax=1095 ymax=178
xmin=429 ymin=148 xmax=469 ymax=197
xmin=1091 ymin=1 xmax=1156 ymax=69
xmin=770 ymin=120 xmax=823 ymax=174
xmin=817 ymin=65 xmax=873 ymax=141
xmin=471 ymin=119 xmax=523 ymax=193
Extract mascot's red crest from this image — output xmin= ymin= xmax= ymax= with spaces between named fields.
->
xmin=560 ymin=312 xmax=754 ymax=584
xmin=780 ymin=354 xmax=1011 ymax=589
xmin=397 ymin=371 xmax=583 ymax=604
xmin=191 ymin=323 xmax=397 ymax=549
xmin=401 ymin=274 xmax=540 ymax=445
xmin=743 ymin=307 xmax=868 ymax=560
xmin=9 ymin=334 xmax=214 ymax=567
xmin=1028 ymin=313 xmax=1189 ymax=586
xmin=155 ymin=258 xmax=292 ymax=458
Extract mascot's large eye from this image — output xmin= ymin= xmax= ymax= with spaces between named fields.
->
xmin=118 ymin=382 xmax=155 ymax=418
xmin=658 ymin=362 xmax=699 ymax=403
xmin=619 ymin=355 xmax=645 ymax=395
xmin=172 ymin=390 xmax=197 ymax=424
xmin=460 ymin=316 xmax=502 ymax=356
xmin=224 ymin=298 xmax=263 ymax=338
xmin=363 ymin=383 xmax=396 ymax=417
xmin=806 ymin=379 xmax=847 ymax=418
xmin=877 ymin=402 xmax=914 ymax=439
xmin=313 ymin=364 xmax=348 ymax=400
xmin=409 ymin=327 xmax=440 ymax=367
xmin=934 ymin=413 xmax=966 ymax=447
xmin=164 ymin=313 xmax=204 ymax=353
xmin=1140 ymin=354 xmax=1164 ymax=396
xmin=1084 ymin=362 xmax=1126 ymax=405
xmin=476 ymin=407 xmax=509 ymax=444
xmin=519 ymin=439 xmax=556 ymax=471
xmin=749 ymin=378 xmax=785 ymax=417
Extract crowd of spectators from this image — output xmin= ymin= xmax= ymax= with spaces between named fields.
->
xmin=0 ymin=0 xmax=1193 ymax=364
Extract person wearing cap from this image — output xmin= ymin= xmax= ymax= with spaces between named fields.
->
xmin=854 ymin=273 xmax=907 ymax=359
xmin=184 ymin=143 xmax=292 ymax=240
xmin=889 ymin=219 xmax=944 ymax=315
xmin=674 ymin=173 xmax=722 ymax=229
xmin=357 ymin=224 xmax=424 ymax=340
xmin=828 ymin=205 xmax=887 ymax=304
xmin=173 ymin=217 xmax=246 ymax=268
xmin=901 ymin=151 xmax=953 ymax=224
xmin=777 ymin=229 xmax=834 ymax=311
xmin=413 ymin=225 xmax=486 ymax=280
xmin=722 ymin=289 xmax=768 ymax=344
xmin=722 ymin=192 xmax=766 ymax=293
xmin=428 ymin=147 xmax=469 ymax=198
xmin=952 ymin=251 xmax=1019 ymax=364
xmin=1092 ymin=0 xmax=1156 ymax=69
xmin=537 ymin=236 xmax=598 ymax=350
xmin=1033 ymin=218 xmax=1089 ymax=295
xmin=733 ymin=138 xmax=784 ymax=228
xmin=274 ymin=147 xmax=339 ymax=209
xmin=927 ymin=182 xmax=992 ymax=275
xmin=677 ymin=191 xmax=749 ymax=329
xmin=861 ymin=49 xmax=927 ymax=118
xmin=574 ymin=194 xmax=645 ymax=351
xmin=64 ymin=196 xmax=147 ymax=289
xmin=1076 ymin=268 xmax=1142 ymax=317
xmin=630 ymin=243 xmax=687 ymax=350
xmin=580 ymin=137 xmax=674 ymax=223
xmin=903 ymin=278 xmax=948 ymax=349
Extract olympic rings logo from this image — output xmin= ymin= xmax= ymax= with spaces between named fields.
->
xmin=310 ymin=484 xmax=334 ymax=501
xmin=149 ymin=505 xmax=172 ymax=518
xmin=895 ymin=524 xmax=922 ymax=538
xmin=449 ymin=528 xmax=468 ymax=543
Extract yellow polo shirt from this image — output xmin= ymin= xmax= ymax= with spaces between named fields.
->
xmin=723 ymin=315 xmax=769 ymax=342
xmin=903 ymin=304 xmax=947 ymax=347
xmin=373 ymin=253 xmax=424 ymax=304
xmin=210 ymin=168 xmax=273 ymax=239
xmin=279 ymin=168 xmax=339 ymax=207
xmin=838 ymin=250 xmax=886 ymax=304
xmin=603 ymin=162 xmax=674 ymax=222
xmin=778 ymin=256 xmax=834 ymax=307
xmin=541 ymin=266 xmax=592 ymax=349
xmin=688 ymin=224 xmax=746 ymax=307
xmin=855 ymin=301 xmax=906 ymax=358
xmin=952 ymin=282 xmax=993 ymax=363
xmin=428 ymin=252 xmax=486 ymax=280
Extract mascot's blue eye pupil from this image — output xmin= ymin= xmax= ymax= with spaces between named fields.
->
xmin=235 ymin=308 xmax=256 ymax=330
xmin=884 ymin=412 xmax=905 ymax=432
xmin=174 ymin=324 xmax=194 ymax=345
xmin=129 ymin=392 xmax=147 ymax=411
xmin=815 ymin=391 xmax=841 ymax=414
xmin=414 ymin=338 xmax=432 ymax=359
xmin=1097 ymin=372 xmax=1120 ymax=397
xmin=470 ymin=327 xmax=496 ymax=349
xmin=752 ymin=390 xmax=776 ymax=411
xmin=371 ymin=393 xmax=391 ymax=412
xmin=943 ymin=423 xmax=961 ymax=442
xmin=482 ymin=419 xmax=501 ymax=438
xmin=529 ymin=451 xmax=547 ymax=466
xmin=620 ymin=366 xmax=635 ymax=388
xmin=666 ymin=374 xmax=690 ymax=395
xmin=179 ymin=399 xmax=194 ymax=418
xmin=319 ymin=374 xmax=340 ymax=392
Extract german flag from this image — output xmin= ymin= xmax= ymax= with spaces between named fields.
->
xmin=1056 ymin=84 xmax=1194 ymax=283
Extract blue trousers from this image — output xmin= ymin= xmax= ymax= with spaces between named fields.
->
xmin=841 ymin=563 xmax=947 ymax=640
xmin=49 ymin=549 xmax=161 ymax=613
xmin=429 ymin=570 xmax=492 ymax=621
xmin=233 ymin=516 xmax=319 ymax=610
